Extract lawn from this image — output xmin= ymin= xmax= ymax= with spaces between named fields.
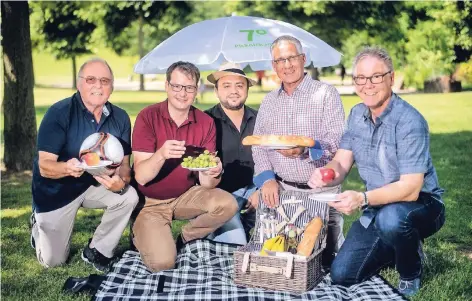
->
xmin=1 ymin=89 xmax=472 ymax=301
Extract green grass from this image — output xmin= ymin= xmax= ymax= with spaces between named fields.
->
xmin=2 ymin=89 xmax=472 ymax=300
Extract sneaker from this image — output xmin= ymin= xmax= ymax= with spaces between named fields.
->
xmin=81 ymin=240 xmax=113 ymax=273
xmin=398 ymin=277 xmax=421 ymax=297
xmin=29 ymin=213 xmax=36 ymax=250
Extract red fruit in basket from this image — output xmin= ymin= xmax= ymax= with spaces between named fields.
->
xmin=320 ymin=168 xmax=335 ymax=182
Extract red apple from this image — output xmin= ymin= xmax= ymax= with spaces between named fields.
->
xmin=81 ymin=152 xmax=100 ymax=166
xmin=320 ymin=168 xmax=335 ymax=182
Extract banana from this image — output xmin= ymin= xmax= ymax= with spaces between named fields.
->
xmin=271 ymin=234 xmax=286 ymax=252
xmin=260 ymin=236 xmax=281 ymax=256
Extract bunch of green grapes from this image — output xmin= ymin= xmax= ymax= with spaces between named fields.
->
xmin=181 ymin=150 xmax=218 ymax=168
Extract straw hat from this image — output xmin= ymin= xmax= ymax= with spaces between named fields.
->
xmin=207 ymin=62 xmax=257 ymax=87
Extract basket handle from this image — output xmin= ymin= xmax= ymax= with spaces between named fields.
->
xmin=241 ymin=252 xmax=251 ymax=273
xmin=247 ymin=254 xmax=294 ymax=279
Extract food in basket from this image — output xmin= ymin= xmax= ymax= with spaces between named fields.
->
xmin=242 ymin=135 xmax=315 ymax=147
xmin=297 ymin=217 xmax=323 ymax=256
xmin=260 ymin=234 xmax=286 ymax=256
xmin=286 ymin=227 xmax=299 ymax=254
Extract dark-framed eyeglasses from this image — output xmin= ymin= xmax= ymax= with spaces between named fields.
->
xmin=273 ymin=53 xmax=305 ymax=66
xmin=78 ymin=76 xmax=112 ymax=86
xmin=168 ymin=82 xmax=197 ymax=93
xmin=353 ymin=71 xmax=392 ymax=85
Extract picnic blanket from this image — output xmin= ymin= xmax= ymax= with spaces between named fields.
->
xmin=93 ymin=239 xmax=407 ymax=301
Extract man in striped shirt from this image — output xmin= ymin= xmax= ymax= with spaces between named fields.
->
xmin=252 ymin=35 xmax=346 ymax=266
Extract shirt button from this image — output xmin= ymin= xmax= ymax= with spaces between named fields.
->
xmin=91 ymin=120 xmax=94 ymax=123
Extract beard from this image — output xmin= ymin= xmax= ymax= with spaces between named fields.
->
xmin=221 ymin=99 xmax=245 ymax=111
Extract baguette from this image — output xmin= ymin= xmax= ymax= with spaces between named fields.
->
xmin=242 ymin=135 xmax=315 ymax=147
xmin=297 ymin=217 xmax=323 ymax=257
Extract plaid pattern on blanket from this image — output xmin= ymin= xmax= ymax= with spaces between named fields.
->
xmin=93 ymin=240 xmax=407 ymax=301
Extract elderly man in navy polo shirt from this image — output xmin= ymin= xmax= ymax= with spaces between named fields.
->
xmin=308 ymin=47 xmax=445 ymax=297
xmin=31 ymin=58 xmax=139 ymax=272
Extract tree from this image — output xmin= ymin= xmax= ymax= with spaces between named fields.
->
xmin=100 ymin=1 xmax=192 ymax=90
xmin=30 ymin=1 xmax=96 ymax=89
xmin=2 ymin=1 xmax=37 ymax=171
xmin=402 ymin=1 xmax=472 ymax=90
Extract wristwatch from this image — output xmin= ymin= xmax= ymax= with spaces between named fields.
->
xmin=360 ymin=191 xmax=369 ymax=210
xmin=114 ymin=184 xmax=128 ymax=195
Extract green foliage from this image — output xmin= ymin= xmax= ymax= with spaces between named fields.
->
xmin=29 ymin=1 xmax=96 ymax=59
xmin=456 ymin=60 xmax=472 ymax=84
xmin=402 ymin=1 xmax=472 ymax=88
xmin=100 ymin=1 xmax=193 ymax=57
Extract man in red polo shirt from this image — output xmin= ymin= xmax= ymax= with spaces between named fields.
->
xmin=131 ymin=61 xmax=238 ymax=272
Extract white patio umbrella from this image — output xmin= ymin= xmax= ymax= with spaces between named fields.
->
xmin=134 ymin=15 xmax=342 ymax=74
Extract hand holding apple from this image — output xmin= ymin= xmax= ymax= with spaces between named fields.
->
xmin=320 ymin=168 xmax=335 ymax=182
xmin=308 ymin=167 xmax=336 ymax=189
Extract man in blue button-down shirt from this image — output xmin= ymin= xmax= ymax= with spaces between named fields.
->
xmin=308 ymin=47 xmax=445 ymax=297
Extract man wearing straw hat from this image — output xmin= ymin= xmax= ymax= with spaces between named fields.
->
xmin=205 ymin=62 xmax=259 ymax=244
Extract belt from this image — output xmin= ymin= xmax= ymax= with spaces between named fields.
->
xmin=275 ymin=175 xmax=311 ymax=190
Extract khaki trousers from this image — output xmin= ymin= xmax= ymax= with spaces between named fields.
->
xmin=132 ymin=185 xmax=238 ymax=272
xmin=32 ymin=185 xmax=139 ymax=267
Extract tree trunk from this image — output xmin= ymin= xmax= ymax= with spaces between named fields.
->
xmin=72 ymin=55 xmax=77 ymax=89
xmin=138 ymin=13 xmax=145 ymax=91
xmin=2 ymin=1 xmax=37 ymax=171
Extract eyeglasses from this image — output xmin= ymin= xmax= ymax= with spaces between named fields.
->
xmin=79 ymin=76 xmax=112 ymax=86
xmin=273 ymin=54 xmax=305 ymax=66
xmin=353 ymin=71 xmax=392 ymax=85
xmin=168 ymin=82 xmax=197 ymax=93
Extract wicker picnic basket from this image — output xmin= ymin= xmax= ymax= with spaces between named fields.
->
xmin=233 ymin=190 xmax=329 ymax=293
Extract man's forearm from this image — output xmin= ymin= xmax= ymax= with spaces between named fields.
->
xmin=198 ymin=173 xmax=221 ymax=188
xmin=366 ymin=180 xmax=422 ymax=206
xmin=39 ymin=160 xmax=69 ymax=179
xmin=134 ymin=152 xmax=166 ymax=185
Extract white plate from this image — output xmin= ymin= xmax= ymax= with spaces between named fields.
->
xmin=78 ymin=160 xmax=113 ymax=169
xmin=308 ymin=193 xmax=340 ymax=203
xmin=182 ymin=166 xmax=217 ymax=172
xmin=258 ymin=144 xmax=297 ymax=150
xmin=77 ymin=160 xmax=113 ymax=176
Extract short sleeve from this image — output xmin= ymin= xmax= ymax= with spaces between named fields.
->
xmin=396 ymin=119 xmax=429 ymax=174
xmin=132 ymin=110 xmax=157 ymax=153
xmin=37 ymin=107 xmax=68 ymax=155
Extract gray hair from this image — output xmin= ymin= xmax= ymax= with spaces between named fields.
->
xmin=77 ymin=58 xmax=115 ymax=83
xmin=270 ymin=35 xmax=304 ymax=57
xmin=352 ymin=47 xmax=394 ymax=76
xmin=166 ymin=61 xmax=200 ymax=85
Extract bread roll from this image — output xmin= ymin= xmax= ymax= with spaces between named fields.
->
xmin=242 ymin=135 xmax=315 ymax=147
xmin=297 ymin=217 xmax=323 ymax=257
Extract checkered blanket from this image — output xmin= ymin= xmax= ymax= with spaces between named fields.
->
xmin=93 ymin=239 xmax=406 ymax=301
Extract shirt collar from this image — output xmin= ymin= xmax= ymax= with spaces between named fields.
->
xmin=214 ymin=103 xmax=256 ymax=123
xmin=159 ymin=99 xmax=196 ymax=123
xmin=278 ymin=73 xmax=311 ymax=95
xmin=75 ymin=91 xmax=111 ymax=116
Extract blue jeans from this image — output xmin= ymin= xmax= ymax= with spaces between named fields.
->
xmin=330 ymin=193 xmax=445 ymax=285
xmin=207 ymin=185 xmax=257 ymax=245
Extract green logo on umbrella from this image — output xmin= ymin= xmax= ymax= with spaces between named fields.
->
xmin=240 ymin=29 xmax=267 ymax=42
